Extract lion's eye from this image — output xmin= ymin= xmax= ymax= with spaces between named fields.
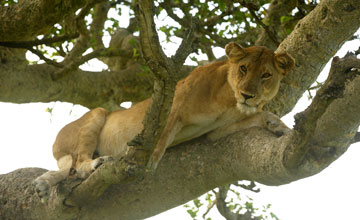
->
xmin=262 ymin=72 xmax=272 ymax=79
xmin=240 ymin=65 xmax=247 ymax=73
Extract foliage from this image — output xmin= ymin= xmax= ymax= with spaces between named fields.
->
xmin=12 ymin=0 xmax=319 ymax=69
xmin=184 ymin=182 xmax=279 ymax=220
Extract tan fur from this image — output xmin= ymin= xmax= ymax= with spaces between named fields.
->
xmin=34 ymin=43 xmax=295 ymax=200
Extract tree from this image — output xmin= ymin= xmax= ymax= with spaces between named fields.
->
xmin=0 ymin=0 xmax=360 ymax=219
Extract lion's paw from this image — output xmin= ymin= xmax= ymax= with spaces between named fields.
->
xmin=263 ymin=112 xmax=291 ymax=137
xmin=90 ymin=156 xmax=114 ymax=172
xmin=33 ymin=178 xmax=51 ymax=203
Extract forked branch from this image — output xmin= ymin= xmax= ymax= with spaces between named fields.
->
xmin=283 ymin=54 xmax=360 ymax=171
xmin=129 ymin=0 xmax=197 ymax=156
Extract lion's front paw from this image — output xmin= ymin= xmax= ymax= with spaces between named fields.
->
xmin=263 ymin=112 xmax=291 ymax=137
xmin=33 ymin=178 xmax=50 ymax=203
xmin=90 ymin=156 xmax=114 ymax=172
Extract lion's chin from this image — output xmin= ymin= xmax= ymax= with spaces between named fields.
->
xmin=236 ymin=103 xmax=257 ymax=115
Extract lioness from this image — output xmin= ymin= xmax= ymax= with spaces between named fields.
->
xmin=34 ymin=42 xmax=294 ymax=201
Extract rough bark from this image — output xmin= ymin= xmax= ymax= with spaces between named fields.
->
xmin=0 ymin=130 xmax=300 ymax=220
xmin=284 ymin=54 xmax=360 ymax=174
xmin=266 ymin=0 xmax=360 ymax=116
xmin=129 ymin=0 xmax=197 ymax=153
xmin=0 ymin=55 xmax=194 ymax=110
xmin=0 ymin=62 xmax=153 ymax=110
xmin=0 ymin=0 xmax=91 ymax=41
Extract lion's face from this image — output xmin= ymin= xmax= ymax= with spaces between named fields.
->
xmin=225 ymin=43 xmax=295 ymax=114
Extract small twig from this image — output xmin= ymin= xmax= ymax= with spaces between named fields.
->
xmin=0 ymin=34 xmax=79 ymax=68
xmin=307 ymin=81 xmax=324 ymax=99
xmin=202 ymin=199 xmax=216 ymax=219
xmin=76 ymin=0 xmax=106 ymax=21
xmin=238 ymin=0 xmax=280 ymax=46
xmin=27 ymin=47 xmax=63 ymax=68
xmin=355 ymin=46 xmax=360 ymax=56
xmin=351 ymin=132 xmax=360 ymax=144
xmin=202 ymin=5 xmax=234 ymax=26
xmin=127 ymin=17 xmax=138 ymax=33
xmin=216 ymin=186 xmax=257 ymax=220
xmin=171 ymin=18 xmax=199 ymax=70
xmin=51 ymin=48 xmax=133 ymax=80
xmin=233 ymin=181 xmax=260 ymax=193
xmin=308 ymin=82 xmax=324 ymax=91
xmin=159 ymin=2 xmax=184 ymax=25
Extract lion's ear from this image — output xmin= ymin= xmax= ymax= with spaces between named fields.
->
xmin=275 ymin=52 xmax=295 ymax=75
xmin=225 ymin=42 xmax=246 ymax=61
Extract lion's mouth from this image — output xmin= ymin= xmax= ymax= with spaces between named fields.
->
xmin=236 ymin=102 xmax=257 ymax=114
xmin=242 ymin=102 xmax=254 ymax=107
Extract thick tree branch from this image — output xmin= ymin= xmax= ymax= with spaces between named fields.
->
xmin=89 ymin=1 xmax=110 ymax=49
xmin=0 ymin=127 xmax=296 ymax=220
xmin=0 ymin=129 xmax=279 ymax=220
xmin=267 ymin=0 xmax=360 ymax=117
xmin=130 ymin=0 xmax=179 ymax=151
xmin=284 ymin=54 xmax=360 ymax=173
xmin=64 ymin=151 xmax=147 ymax=207
xmin=61 ymin=18 xmax=90 ymax=66
xmin=0 ymin=62 xmax=153 ymax=110
xmin=58 ymin=0 xmax=109 ymax=76
xmin=0 ymin=58 xmax=194 ymax=110
xmin=0 ymin=0 xmax=89 ymax=41
xmin=0 ymin=33 xmax=79 ymax=48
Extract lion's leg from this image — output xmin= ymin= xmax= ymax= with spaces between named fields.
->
xmin=74 ymin=108 xmax=110 ymax=177
xmin=34 ymin=155 xmax=73 ymax=202
xmin=147 ymin=117 xmax=183 ymax=171
xmin=207 ymin=111 xmax=291 ymax=141
xmin=34 ymin=108 xmax=110 ymax=202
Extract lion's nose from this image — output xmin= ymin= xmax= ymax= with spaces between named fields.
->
xmin=241 ymin=93 xmax=255 ymax=100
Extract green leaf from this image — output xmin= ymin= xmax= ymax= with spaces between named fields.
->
xmin=218 ymin=1 xmax=226 ymax=11
xmin=45 ymin=107 xmax=53 ymax=114
xmin=280 ymin=15 xmax=293 ymax=24
xmin=193 ymin=198 xmax=202 ymax=208
xmin=186 ymin=209 xmax=198 ymax=218
xmin=133 ymin=48 xmax=139 ymax=58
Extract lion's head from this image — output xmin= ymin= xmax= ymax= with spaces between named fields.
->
xmin=225 ymin=42 xmax=295 ymax=114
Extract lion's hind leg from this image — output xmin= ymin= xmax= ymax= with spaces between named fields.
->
xmin=33 ymin=155 xmax=73 ymax=202
xmin=73 ymin=107 xmax=113 ymax=177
